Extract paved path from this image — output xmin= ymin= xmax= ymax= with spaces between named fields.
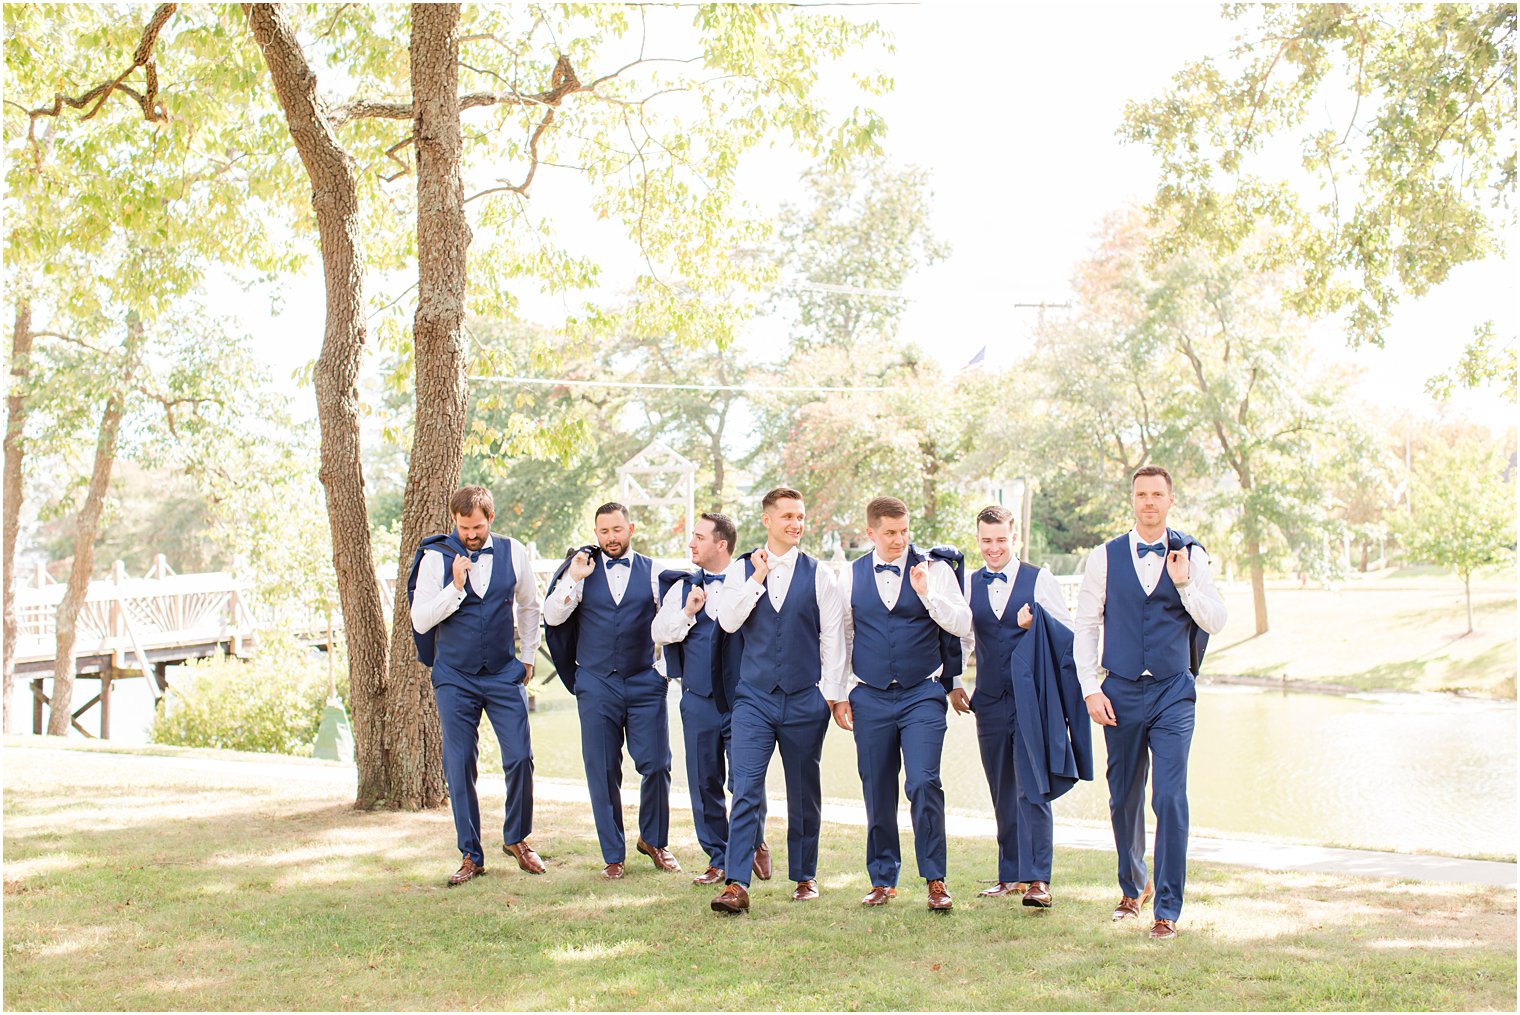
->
xmin=8 ymin=739 xmax=1515 ymax=888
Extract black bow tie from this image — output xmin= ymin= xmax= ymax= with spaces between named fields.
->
xmin=703 ymin=573 xmax=726 ymax=584
xmin=467 ymin=545 xmax=494 ymax=563
xmin=605 ymin=556 xmax=631 ymax=569
xmin=983 ymin=570 xmax=1008 ymax=584
xmin=874 ymin=563 xmax=901 ymax=576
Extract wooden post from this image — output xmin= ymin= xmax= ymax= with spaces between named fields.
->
xmin=153 ymin=661 xmax=168 ymax=695
xmin=31 ymin=677 xmax=42 ymax=733
xmin=326 ymin=610 xmax=336 ymax=700
xmin=100 ymin=672 xmax=112 ymax=740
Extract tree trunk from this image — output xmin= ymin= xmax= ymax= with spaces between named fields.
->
xmin=380 ymin=2 xmax=469 ymax=810
xmin=245 ymin=3 xmax=391 ymax=806
xmin=1244 ymin=523 xmax=1269 ymax=636
xmin=3 ymin=297 xmax=33 ymax=734
xmin=49 ymin=314 xmax=142 ymax=736
xmin=1464 ymin=572 xmax=1474 ymax=635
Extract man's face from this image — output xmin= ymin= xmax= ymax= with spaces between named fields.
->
xmin=688 ymin=517 xmax=728 ymax=572
xmin=595 ymin=510 xmax=633 ymax=558
xmin=454 ymin=508 xmax=492 ymax=551
xmin=977 ymin=520 xmax=1015 ymax=570
xmin=866 ymin=513 xmax=910 ymax=561
xmin=761 ymin=497 xmax=806 ymax=550
xmin=1131 ymin=475 xmax=1174 ymax=531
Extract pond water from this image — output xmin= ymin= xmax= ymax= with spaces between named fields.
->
xmin=522 ymin=681 xmax=1516 ymax=858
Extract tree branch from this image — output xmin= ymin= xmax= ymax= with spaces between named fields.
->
xmin=21 ymin=3 xmax=177 ymax=145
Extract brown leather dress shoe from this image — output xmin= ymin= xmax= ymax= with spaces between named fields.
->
xmin=1149 ymin=918 xmax=1178 ymax=940
xmin=752 ymin=842 xmax=773 ymax=881
xmin=636 ymin=838 xmax=682 ymax=872
xmin=861 ymin=885 xmax=897 ymax=906
xmin=791 ymin=879 xmax=819 ymax=901
xmin=926 ymin=879 xmax=953 ymax=911
xmin=711 ymin=882 xmax=750 ymax=914
xmin=602 ymin=862 xmax=625 ymax=880
xmin=976 ymin=881 xmax=1028 ymax=898
xmin=1022 ymin=881 xmax=1053 ymax=908
xmin=503 ymin=840 xmax=545 ymax=875
xmin=1112 ymin=881 xmax=1154 ymax=921
xmin=447 ymin=855 xmax=485 ymax=886
xmin=692 ymin=865 xmax=725 ymax=886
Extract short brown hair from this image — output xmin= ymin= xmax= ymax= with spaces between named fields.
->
xmin=595 ymin=501 xmax=630 ymax=522
xmin=976 ymin=504 xmax=1014 ymax=527
xmin=761 ymin=486 xmax=804 ymax=511
xmin=700 ymin=512 xmax=737 ymax=553
xmin=1131 ymin=465 xmax=1173 ymax=492
xmin=450 ymin=485 xmax=494 ymax=519
xmin=866 ymin=496 xmax=908 ymax=527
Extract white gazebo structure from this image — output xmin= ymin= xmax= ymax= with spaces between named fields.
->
xmin=617 ymin=441 xmax=697 ymax=540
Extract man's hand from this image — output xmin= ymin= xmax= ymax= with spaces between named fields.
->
xmin=909 ymin=561 xmax=931 ymax=596
xmin=451 ymin=554 xmax=472 ymax=589
xmin=948 ymin=687 xmax=972 ymax=714
xmin=567 ymin=550 xmax=595 ymax=582
xmin=1166 ymin=548 xmax=1191 ymax=587
xmin=750 ymin=548 xmax=770 ymax=585
xmin=1085 ymin=691 xmax=1117 ymax=726
xmin=523 ymin=663 xmax=534 ymax=683
xmin=684 ymin=585 xmax=707 ymax=617
xmin=830 ymin=700 xmax=854 ymax=732
xmin=1016 ymin=603 xmax=1033 ymax=630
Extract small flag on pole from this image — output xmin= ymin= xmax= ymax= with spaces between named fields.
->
xmin=962 ymin=346 xmax=987 ymax=371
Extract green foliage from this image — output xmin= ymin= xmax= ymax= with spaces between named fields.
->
xmin=1396 ymin=433 xmax=1516 ymax=583
xmin=1122 ymin=4 xmax=1516 ymax=355
xmin=1426 ymin=323 xmax=1519 ymax=402
xmin=149 ymin=635 xmax=348 ymax=757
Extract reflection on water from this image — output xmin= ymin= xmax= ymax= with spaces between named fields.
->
xmin=525 ymin=682 xmax=1516 ymax=858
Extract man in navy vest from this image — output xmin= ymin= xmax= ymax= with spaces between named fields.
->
xmin=1074 ymin=465 xmax=1227 ymax=939
xmin=410 ymin=486 xmax=545 ymax=886
xmin=961 ymin=504 xmax=1075 ymax=907
xmin=544 ymin=502 xmax=680 ymax=879
xmin=652 ymin=511 xmax=772 ymax=886
xmin=823 ymin=496 xmax=971 ymax=911
xmin=708 ymin=487 xmax=845 ymax=914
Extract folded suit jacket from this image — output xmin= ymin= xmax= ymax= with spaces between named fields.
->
xmin=1008 ymin=604 xmax=1095 ymax=803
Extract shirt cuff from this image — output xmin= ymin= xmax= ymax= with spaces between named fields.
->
xmin=1078 ymin=673 xmax=1105 ymax=699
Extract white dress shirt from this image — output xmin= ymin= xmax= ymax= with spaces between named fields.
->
xmin=713 ymin=545 xmax=848 ymax=693
xmin=957 ymin=561 xmax=1074 ymax=664
xmin=651 ymin=569 xmax=728 ymax=646
xmin=1073 ymin=529 xmax=1228 ymax=698
xmin=824 ymin=551 xmax=972 ymax=700
xmin=409 ymin=535 xmax=543 ymax=660
xmin=542 ymin=552 xmax=661 ymax=626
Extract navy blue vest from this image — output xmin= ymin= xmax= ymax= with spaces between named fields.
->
xmin=969 ymin=562 xmax=1039 ymax=701
xmin=849 ymin=554 xmax=943 ymax=689
xmin=740 ymin=551 xmax=822 ymax=693
xmin=434 ymin=535 xmax=519 ymax=675
xmin=678 ymin=579 xmax=722 ymax=699
xmin=1100 ymin=535 xmax=1192 ymax=681
xmin=574 ymin=553 xmax=657 ymax=676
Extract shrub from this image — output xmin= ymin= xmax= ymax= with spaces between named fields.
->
xmin=149 ymin=634 xmax=348 ymax=757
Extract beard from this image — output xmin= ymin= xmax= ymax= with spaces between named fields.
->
xmin=460 ymin=532 xmax=487 ymax=550
xmin=601 ymin=540 xmax=627 ymax=558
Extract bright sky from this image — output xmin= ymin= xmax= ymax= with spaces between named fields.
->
xmin=234 ymin=3 xmax=1516 ymax=430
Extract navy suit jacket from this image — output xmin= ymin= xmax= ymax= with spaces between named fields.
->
xmin=542 ymin=545 xmax=599 ymax=693
xmin=1009 ymin=604 xmax=1094 ymax=803
xmin=658 ymin=569 xmax=743 ymax=713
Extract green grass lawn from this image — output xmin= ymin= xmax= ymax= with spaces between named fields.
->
xmin=1203 ymin=565 xmax=1516 ymax=698
xmin=4 ymin=740 xmax=1515 ymax=1011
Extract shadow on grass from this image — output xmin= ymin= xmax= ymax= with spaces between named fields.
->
xmin=4 ymin=745 xmax=1516 ymax=1012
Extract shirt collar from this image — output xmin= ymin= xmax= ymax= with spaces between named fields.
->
xmin=767 ymin=545 xmax=799 ymax=568
xmin=872 ymin=549 xmax=907 ymax=569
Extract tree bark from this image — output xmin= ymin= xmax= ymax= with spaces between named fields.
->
xmin=49 ymin=314 xmax=142 ymax=736
xmin=1242 ymin=513 xmax=1269 ymax=636
xmin=245 ymin=3 xmax=391 ymax=806
xmin=4 ymin=298 xmax=34 ymax=734
xmin=380 ymin=2 xmax=469 ymax=810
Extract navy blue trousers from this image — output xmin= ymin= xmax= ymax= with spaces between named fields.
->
xmin=433 ymin=659 xmax=533 ymax=866
xmin=680 ymin=689 xmax=766 ymax=872
xmin=573 ymin=665 xmax=672 ymax=864
xmin=1103 ymin=669 xmax=1196 ymax=921
xmin=724 ymin=683 xmax=830 ymax=887
xmin=973 ymin=691 xmax=1053 ymax=883
xmin=850 ymin=679 xmax=949 ymax=886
